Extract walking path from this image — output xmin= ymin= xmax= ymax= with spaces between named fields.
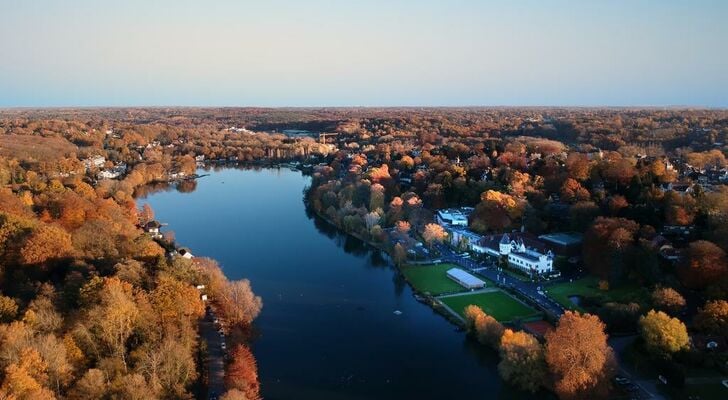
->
xmin=200 ymin=309 xmax=226 ymax=399
xmin=437 ymin=287 xmax=499 ymax=299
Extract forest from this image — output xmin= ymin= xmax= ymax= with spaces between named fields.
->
xmin=1 ymin=107 xmax=727 ymax=399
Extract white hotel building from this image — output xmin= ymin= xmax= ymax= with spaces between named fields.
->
xmin=481 ymin=233 xmax=554 ymax=275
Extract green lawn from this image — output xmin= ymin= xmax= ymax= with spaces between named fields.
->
xmin=402 ymin=263 xmax=473 ymax=295
xmin=545 ymin=276 xmax=648 ymax=311
xmin=441 ymin=291 xmax=541 ymax=322
xmin=661 ymin=382 xmax=727 ymax=400
xmin=685 ymin=382 xmax=728 ymax=400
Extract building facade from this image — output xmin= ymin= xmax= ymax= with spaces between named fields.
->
xmin=480 ymin=233 xmax=554 ymax=275
xmin=435 ymin=208 xmax=472 ymax=227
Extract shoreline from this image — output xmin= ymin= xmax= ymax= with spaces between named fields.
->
xmin=304 ymin=199 xmax=469 ymax=329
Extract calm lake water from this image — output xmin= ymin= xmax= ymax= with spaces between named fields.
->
xmin=139 ymin=167 xmax=535 ymax=400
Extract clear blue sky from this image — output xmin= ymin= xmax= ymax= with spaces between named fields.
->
xmin=1 ymin=0 xmax=726 ymax=107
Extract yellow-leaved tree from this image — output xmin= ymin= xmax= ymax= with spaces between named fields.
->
xmin=639 ymin=310 xmax=689 ymax=358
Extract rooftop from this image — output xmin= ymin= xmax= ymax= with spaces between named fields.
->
xmin=436 ymin=208 xmax=472 ymax=224
xmin=446 ymin=268 xmax=485 ymax=287
xmin=509 ymin=250 xmax=543 ymax=262
xmin=480 ymin=232 xmax=549 ymax=254
xmin=446 ymin=226 xmax=482 ymax=239
xmin=538 ymin=232 xmax=583 ymax=246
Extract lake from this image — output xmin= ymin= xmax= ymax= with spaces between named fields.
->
xmin=139 ymin=167 xmax=535 ymax=400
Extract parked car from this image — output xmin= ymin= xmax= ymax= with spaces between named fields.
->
xmin=614 ymin=376 xmax=632 ymax=388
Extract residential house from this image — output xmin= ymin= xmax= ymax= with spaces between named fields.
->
xmin=178 ymin=248 xmax=194 ymax=259
xmin=169 ymin=172 xmax=187 ymax=180
xmin=435 ymin=208 xmax=472 ymax=227
xmin=97 ymin=170 xmax=122 ymax=180
xmin=83 ymin=155 xmax=106 ymax=171
xmin=144 ymin=221 xmax=162 ymax=239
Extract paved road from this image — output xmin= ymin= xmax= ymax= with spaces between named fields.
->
xmin=610 ymin=336 xmax=665 ymax=400
xmin=200 ymin=309 xmax=226 ymax=399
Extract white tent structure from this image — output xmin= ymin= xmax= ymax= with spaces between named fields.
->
xmin=446 ymin=268 xmax=485 ymax=290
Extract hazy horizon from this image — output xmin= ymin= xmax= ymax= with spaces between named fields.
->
xmin=1 ymin=0 xmax=727 ymax=107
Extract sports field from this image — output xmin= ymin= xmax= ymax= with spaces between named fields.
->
xmin=441 ymin=290 xmax=541 ymax=322
xmin=402 ymin=263 xmax=473 ymax=295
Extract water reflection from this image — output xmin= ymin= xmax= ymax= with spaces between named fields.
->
xmin=138 ymin=167 xmax=546 ymax=400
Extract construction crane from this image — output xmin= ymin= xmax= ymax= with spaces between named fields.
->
xmin=319 ymin=132 xmax=338 ymax=144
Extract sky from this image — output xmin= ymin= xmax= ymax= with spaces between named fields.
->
xmin=0 ymin=0 xmax=726 ymax=107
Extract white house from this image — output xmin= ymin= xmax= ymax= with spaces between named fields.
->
xmin=480 ymin=233 xmax=554 ymax=275
xmin=97 ymin=170 xmax=122 ymax=180
xmin=507 ymin=247 xmax=554 ymax=275
xmin=144 ymin=221 xmax=162 ymax=239
xmin=179 ymin=248 xmax=194 ymax=259
xmin=169 ymin=172 xmax=187 ymax=180
xmin=83 ymin=155 xmax=106 ymax=170
xmin=446 ymin=226 xmax=485 ymax=253
xmin=435 ymin=208 xmax=472 ymax=226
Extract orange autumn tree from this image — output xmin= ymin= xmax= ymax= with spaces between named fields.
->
xmin=464 ymin=305 xmax=504 ymax=349
xmin=560 ymin=178 xmax=590 ymax=203
xmin=422 ymin=223 xmax=447 ymax=248
xmin=678 ymin=240 xmax=728 ymax=289
xmin=470 ymin=190 xmax=525 ymax=233
xmin=81 ymin=277 xmax=140 ymax=366
xmin=395 ymin=220 xmax=411 ymax=235
xmin=507 ymin=170 xmax=532 ymax=197
xmin=20 ymin=223 xmax=73 ymax=265
xmin=664 ymin=191 xmax=697 ymax=226
xmin=694 ymin=300 xmax=728 ymax=338
xmin=607 ymin=195 xmax=629 ymax=216
xmin=651 ymin=287 xmax=686 ymax=315
xmin=368 ymin=164 xmax=391 ymax=184
xmin=0 ymin=348 xmax=55 ymax=399
xmin=217 ymin=280 xmax=263 ymax=328
xmin=151 ymin=275 xmax=205 ymax=331
xmin=582 ymin=217 xmax=639 ymax=280
xmin=224 ymin=344 xmax=260 ymax=400
xmin=565 ymin=153 xmax=592 ymax=181
xmin=545 ymin=312 xmax=615 ymax=400
xmin=498 ymin=329 xmax=547 ymax=393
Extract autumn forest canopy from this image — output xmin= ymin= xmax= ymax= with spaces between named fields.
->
xmin=0 ymin=107 xmax=727 ymax=399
